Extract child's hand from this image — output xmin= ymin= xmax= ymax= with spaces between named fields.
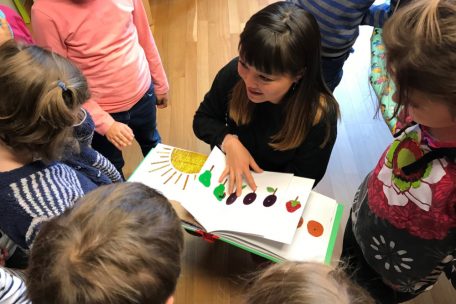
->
xmin=156 ymin=93 xmax=168 ymax=109
xmin=106 ymin=121 xmax=134 ymax=150
xmin=219 ymin=134 xmax=263 ymax=196
xmin=0 ymin=248 xmax=8 ymax=266
xmin=0 ymin=18 xmax=12 ymax=45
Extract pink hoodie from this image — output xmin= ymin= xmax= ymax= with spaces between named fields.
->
xmin=32 ymin=0 xmax=169 ymax=135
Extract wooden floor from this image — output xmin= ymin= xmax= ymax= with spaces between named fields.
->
xmin=121 ymin=0 xmax=455 ymax=303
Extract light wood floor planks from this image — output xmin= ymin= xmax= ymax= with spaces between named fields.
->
xmin=121 ymin=1 xmax=455 ymax=303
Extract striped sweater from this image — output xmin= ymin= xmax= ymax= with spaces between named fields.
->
xmin=287 ymin=0 xmax=399 ymax=57
xmin=0 ymin=162 xmax=98 ymax=250
xmin=0 ymin=267 xmax=29 ymax=304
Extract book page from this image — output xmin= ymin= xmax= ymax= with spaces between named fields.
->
xmin=215 ymin=191 xmax=340 ymax=263
xmin=128 ymin=144 xmax=207 ymax=204
xmin=185 ymin=147 xmax=314 ymax=244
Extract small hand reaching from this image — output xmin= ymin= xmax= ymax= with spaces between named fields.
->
xmin=156 ymin=93 xmax=169 ymax=109
xmin=0 ymin=248 xmax=8 ymax=266
xmin=106 ymin=121 xmax=134 ymax=150
xmin=0 ymin=18 xmax=12 ymax=45
xmin=219 ymin=134 xmax=263 ymax=197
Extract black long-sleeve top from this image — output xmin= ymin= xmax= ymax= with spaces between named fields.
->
xmin=193 ymin=58 xmax=337 ymax=186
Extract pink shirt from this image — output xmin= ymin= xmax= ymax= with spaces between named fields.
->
xmin=32 ymin=0 xmax=169 ymax=135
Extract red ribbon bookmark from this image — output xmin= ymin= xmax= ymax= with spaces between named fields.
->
xmin=195 ymin=229 xmax=219 ymax=243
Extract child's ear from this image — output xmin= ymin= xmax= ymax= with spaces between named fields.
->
xmin=165 ymin=296 xmax=175 ymax=304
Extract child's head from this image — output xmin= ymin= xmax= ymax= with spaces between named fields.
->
xmin=0 ymin=41 xmax=90 ymax=161
xmin=244 ymin=261 xmax=374 ymax=304
xmin=383 ymin=0 xmax=456 ymax=127
xmin=27 ymin=182 xmax=184 ymax=304
xmin=230 ymin=1 xmax=338 ymax=150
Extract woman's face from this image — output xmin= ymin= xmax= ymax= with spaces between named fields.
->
xmin=237 ymin=58 xmax=298 ymax=104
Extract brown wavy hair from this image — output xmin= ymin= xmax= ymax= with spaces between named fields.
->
xmin=383 ymin=0 xmax=456 ymax=118
xmin=27 ymin=182 xmax=184 ymax=304
xmin=0 ymin=41 xmax=90 ymax=161
xmin=229 ymin=2 xmax=339 ymax=151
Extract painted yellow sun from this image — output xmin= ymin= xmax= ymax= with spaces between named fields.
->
xmin=149 ymin=146 xmax=208 ymax=190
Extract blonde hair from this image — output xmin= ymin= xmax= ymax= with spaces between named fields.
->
xmin=27 ymin=182 xmax=184 ymax=304
xmin=0 ymin=41 xmax=90 ymax=161
xmin=383 ymin=0 xmax=456 ymax=117
xmin=244 ymin=262 xmax=374 ymax=304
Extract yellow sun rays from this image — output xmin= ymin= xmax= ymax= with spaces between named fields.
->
xmin=149 ymin=147 xmax=207 ymax=190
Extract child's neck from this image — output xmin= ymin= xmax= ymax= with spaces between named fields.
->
xmin=427 ymin=124 xmax=456 ymax=143
xmin=0 ymin=144 xmax=32 ymax=172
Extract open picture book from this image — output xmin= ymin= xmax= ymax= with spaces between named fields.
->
xmin=129 ymin=144 xmax=343 ymax=263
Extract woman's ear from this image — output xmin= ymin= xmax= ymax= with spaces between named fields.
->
xmin=165 ymin=296 xmax=175 ymax=304
xmin=294 ymin=69 xmax=305 ymax=82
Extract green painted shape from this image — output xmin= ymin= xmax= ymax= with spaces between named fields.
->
xmin=213 ymin=183 xmax=225 ymax=201
xmin=198 ymin=170 xmax=212 ymax=187
xmin=266 ymin=186 xmax=275 ymax=193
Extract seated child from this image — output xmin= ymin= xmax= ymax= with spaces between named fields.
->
xmin=27 ymin=182 xmax=184 ymax=304
xmin=244 ymin=261 xmax=374 ymax=304
xmin=0 ymin=41 xmax=120 ymax=268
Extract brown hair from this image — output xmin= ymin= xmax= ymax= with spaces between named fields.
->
xmin=229 ymin=2 xmax=339 ymax=150
xmin=244 ymin=261 xmax=374 ymax=304
xmin=383 ymin=0 xmax=456 ymax=118
xmin=0 ymin=41 xmax=90 ymax=161
xmin=27 ymin=182 xmax=184 ymax=304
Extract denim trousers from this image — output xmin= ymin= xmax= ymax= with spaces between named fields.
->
xmin=92 ymin=83 xmax=161 ymax=176
xmin=322 ymin=51 xmax=350 ymax=92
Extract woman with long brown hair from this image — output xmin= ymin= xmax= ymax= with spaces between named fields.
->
xmin=193 ymin=1 xmax=339 ymax=196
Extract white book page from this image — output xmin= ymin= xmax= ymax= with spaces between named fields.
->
xmin=185 ymin=147 xmax=314 ymax=244
xmin=216 ymin=191 xmax=338 ymax=263
xmin=254 ymin=175 xmax=314 ymax=244
xmin=183 ymin=147 xmax=260 ymax=234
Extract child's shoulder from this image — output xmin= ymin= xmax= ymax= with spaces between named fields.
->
xmin=0 ymin=161 xmax=95 ymax=191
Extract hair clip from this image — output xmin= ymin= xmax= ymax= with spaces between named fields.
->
xmin=57 ymin=80 xmax=68 ymax=92
xmin=73 ymin=108 xmax=88 ymax=127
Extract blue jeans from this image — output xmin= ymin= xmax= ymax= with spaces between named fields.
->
xmin=92 ymin=83 xmax=161 ymax=175
xmin=322 ymin=51 xmax=350 ymax=92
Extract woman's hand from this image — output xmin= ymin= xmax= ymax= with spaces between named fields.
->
xmin=219 ymin=134 xmax=263 ymax=196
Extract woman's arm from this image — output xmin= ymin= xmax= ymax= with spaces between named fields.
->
xmin=193 ymin=58 xmax=240 ymax=148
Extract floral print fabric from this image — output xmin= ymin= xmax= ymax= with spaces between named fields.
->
xmin=351 ymin=124 xmax=456 ymax=294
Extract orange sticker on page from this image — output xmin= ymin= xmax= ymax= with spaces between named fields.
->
xmin=307 ymin=220 xmax=324 ymax=237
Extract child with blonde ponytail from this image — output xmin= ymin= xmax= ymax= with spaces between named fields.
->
xmin=341 ymin=0 xmax=456 ymax=302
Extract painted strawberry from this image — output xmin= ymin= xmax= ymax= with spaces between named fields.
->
xmin=286 ymin=196 xmax=301 ymax=213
